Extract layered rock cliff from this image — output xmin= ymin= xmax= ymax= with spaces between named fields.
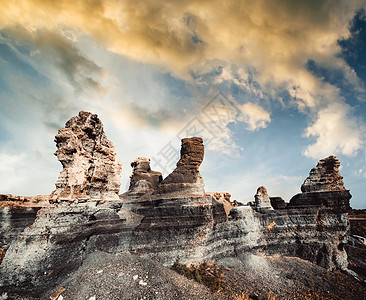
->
xmin=0 ymin=112 xmax=356 ymax=299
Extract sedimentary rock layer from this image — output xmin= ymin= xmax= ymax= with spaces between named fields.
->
xmin=0 ymin=115 xmax=354 ymax=298
xmin=52 ymin=111 xmax=122 ymax=201
xmin=0 ymin=192 xmax=351 ymax=297
xmin=301 ymin=155 xmax=346 ymax=193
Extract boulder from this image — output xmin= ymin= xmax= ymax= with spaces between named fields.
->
xmin=209 ymin=192 xmax=233 ymax=216
xmin=51 ymin=111 xmax=122 ymax=201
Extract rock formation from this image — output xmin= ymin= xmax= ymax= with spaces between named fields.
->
xmin=156 ymin=137 xmax=205 ymax=195
xmin=0 ymin=113 xmax=357 ymax=299
xmin=254 ymin=186 xmax=273 ymax=211
xmin=301 ymin=155 xmax=346 ymax=193
xmin=288 ymin=156 xmax=351 ymax=212
xmin=209 ymin=192 xmax=233 ymax=216
xmin=51 ymin=111 xmax=122 ymax=201
xmin=126 ymin=157 xmax=162 ymax=197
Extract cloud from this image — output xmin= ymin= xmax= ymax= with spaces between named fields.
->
xmin=0 ymin=28 xmax=105 ymax=95
xmin=1 ymin=0 xmax=364 ymax=108
xmin=239 ymin=102 xmax=271 ymax=131
xmin=1 ymin=0 xmax=366 ymax=161
xmin=303 ymin=101 xmax=364 ymax=158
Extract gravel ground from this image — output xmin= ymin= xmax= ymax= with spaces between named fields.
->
xmin=4 ymin=251 xmax=365 ymax=299
xmin=45 ymin=251 xmax=213 ymax=300
xmin=215 ymin=254 xmax=366 ymax=299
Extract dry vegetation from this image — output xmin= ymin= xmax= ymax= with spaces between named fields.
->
xmin=0 ymin=249 xmax=5 ymax=264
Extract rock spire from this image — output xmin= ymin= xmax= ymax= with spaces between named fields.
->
xmin=51 ymin=111 xmax=122 ymax=201
xmin=156 ymin=137 xmax=205 ymax=195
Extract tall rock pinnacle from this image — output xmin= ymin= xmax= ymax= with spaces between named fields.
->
xmin=51 ymin=111 xmax=122 ymax=201
xmin=156 ymin=137 xmax=205 ymax=195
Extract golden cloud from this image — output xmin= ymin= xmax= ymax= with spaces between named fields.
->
xmin=1 ymin=0 xmax=365 ymax=157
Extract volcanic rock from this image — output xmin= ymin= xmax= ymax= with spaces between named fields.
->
xmin=156 ymin=137 xmax=205 ymax=195
xmin=51 ymin=111 xmax=122 ymax=201
xmin=254 ymin=186 xmax=273 ymax=211
xmin=301 ymin=155 xmax=346 ymax=193
xmin=126 ymin=157 xmax=162 ymax=197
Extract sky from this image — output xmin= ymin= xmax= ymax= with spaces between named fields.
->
xmin=0 ymin=0 xmax=365 ymax=208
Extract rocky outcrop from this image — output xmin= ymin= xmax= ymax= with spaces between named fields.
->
xmin=301 ymin=155 xmax=346 ymax=193
xmin=0 ymin=114 xmax=355 ymax=298
xmin=156 ymin=137 xmax=205 ymax=195
xmin=126 ymin=157 xmax=162 ymax=197
xmin=254 ymin=186 xmax=273 ymax=212
xmin=51 ymin=111 xmax=122 ymax=201
xmin=288 ymin=156 xmax=351 ymax=213
xmin=208 ymin=193 xmax=233 ymax=216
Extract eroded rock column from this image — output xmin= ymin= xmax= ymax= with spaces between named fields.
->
xmin=288 ymin=155 xmax=351 ymax=211
xmin=51 ymin=111 xmax=122 ymax=201
xmin=254 ymin=186 xmax=273 ymax=212
xmin=156 ymin=137 xmax=205 ymax=196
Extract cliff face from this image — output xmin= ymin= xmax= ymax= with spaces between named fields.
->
xmin=0 ymin=112 xmax=354 ymax=298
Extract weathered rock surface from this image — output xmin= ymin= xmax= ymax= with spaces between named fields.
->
xmin=156 ymin=137 xmax=205 ymax=195
xmin=51 ymin=111 xmax=122 ymax=201
xmin=254 ymin=186 xmax=273 ymax=211
xmin=208 ymin=192 xmax=233 ymax=216
xmin=301 ymin=155 xmax=346 ymax=193
xmin=126 ymin=157 xmax=162 ymax=197
xmin=48 ymin=251 xmax=214 ymax=300
xmin=0 ymin=194 xmax=48 ymax=258
xmin=0 ymin=115 xmax=357 ymax=299
xmin=288 ymin=156 xmax=351 ymax=213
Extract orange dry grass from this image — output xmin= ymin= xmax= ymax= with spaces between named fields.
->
xmin=0 ymin=249 xmax=6 ymax=264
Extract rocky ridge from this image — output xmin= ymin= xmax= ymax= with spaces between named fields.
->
xmin=0 ymin=112 xmax=362 ymax=299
